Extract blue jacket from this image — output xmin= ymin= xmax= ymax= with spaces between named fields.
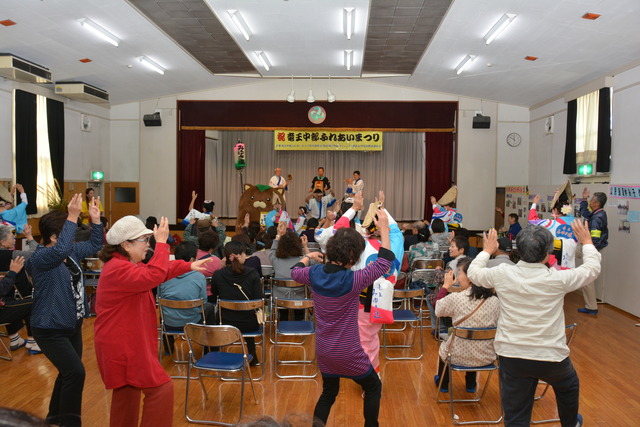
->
xmin=157 ymin=271 xmax=207 ymax=327
xmin=580 ymin=201 xmax=608 ymax=251
xmin=27 ymin=220 xmax=103 ymax=329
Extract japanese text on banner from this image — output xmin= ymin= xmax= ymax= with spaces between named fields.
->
xmin=274 ymin=130 xmax=383 ymax=151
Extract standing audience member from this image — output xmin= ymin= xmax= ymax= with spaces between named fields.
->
xmin=291 ymin=210 xmax=394 ymax=427
xmin=294 ymin=206 xmax=308 ymax=235
xmin=468 ymin=222 xmax=600 ymax=427
xmin=211 ymin=241 xmax=263 ymax=365
xmin=578 ymin=188 xmax=608 ymax=315
xmin=26 ymin=194 xmax=103 ymax=427
xmin=433 ymin=257 xmax=500 ymax=393
xmin=94 ymin=216 xmax=209 ymax=427
xmin=0 ymin=184 xmax=29 ymax=234
xmin=81 ymin=188 xmax=104 ymax=225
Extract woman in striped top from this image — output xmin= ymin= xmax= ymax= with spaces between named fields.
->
xmin=291 ymin=209 xmax=394 ymax=427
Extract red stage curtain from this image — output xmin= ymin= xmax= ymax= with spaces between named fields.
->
xmin=177 ymin=129 xmax=205 ymax=219
xmin=424 ymin=132 xmax=454 ymax=220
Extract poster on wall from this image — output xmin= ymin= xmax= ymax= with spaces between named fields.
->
xmin=610 ymin=185 xmax=640 ymax=199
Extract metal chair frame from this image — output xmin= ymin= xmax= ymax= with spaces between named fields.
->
xmin=217 ymin=299 xmax=266 ymax=381
xmin=531 ymin=323 xmax=578 ymax=424
xmin=269 ymin=279 xmax=308 ymax=345
xmin=0 ymin=323 xmax=13 ymax=361
xmin=381 ymin=288 xmax=425 ymax=360
xmin=436 ymin=327 xmax=503 ymax=425
xmin=184 ymin=324 xmax=258 ymax=425
xmin=158 ymin=298 xmax=206 ymax=374
xmin=273 ymin=297 xmax=318 ymax=379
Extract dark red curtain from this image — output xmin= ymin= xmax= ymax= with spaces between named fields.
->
xmin=177 ymin=130 xmax=205 ymax=219
xmin=424 ymin=132 xmax=454 ymax=220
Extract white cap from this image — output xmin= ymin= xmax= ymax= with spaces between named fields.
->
xmin=106 ymin=216 xmax=153 ymax=245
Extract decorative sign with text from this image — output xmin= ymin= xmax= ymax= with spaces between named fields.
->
xmin=609 ymin=185 xmax=640 ymax=199
xmin=274 ymin=130 xmax=383 ymax=151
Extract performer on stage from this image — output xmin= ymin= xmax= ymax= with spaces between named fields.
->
xmin=344 ymin=170 xmax=364 ymax=201
xmin=269 ymin=168 xmax=288 ymax=190
xmin=310 ymin=167 xmax=331 ymax=192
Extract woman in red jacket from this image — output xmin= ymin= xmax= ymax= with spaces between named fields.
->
xmin=94 ymin=216 xmax=209 ymax=427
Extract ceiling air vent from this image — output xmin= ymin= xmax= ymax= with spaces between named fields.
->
xmin=0 ymin=53 xmax=52 ymax=83
xmin=55 ymin=81 xmax=109 ymax=103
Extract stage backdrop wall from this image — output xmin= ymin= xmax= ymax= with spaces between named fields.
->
xmin=204 ymin=131 xmax=425 ymax=221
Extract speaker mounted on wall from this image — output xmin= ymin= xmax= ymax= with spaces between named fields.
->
xmin=143 ymin=112 xmax=162 ymax=127
xmin=472 ymin=113 xmax=491 ymax=129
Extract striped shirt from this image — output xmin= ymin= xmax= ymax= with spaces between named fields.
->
xmin=291 ymin=248 xmax=394 ymax=378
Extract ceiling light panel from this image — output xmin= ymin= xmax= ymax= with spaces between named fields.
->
xmin=204 ymin=0 xmax=368 ymax=77
xmin=138 ymin=56 xmax=165 ymax=75
xmin=455 ymin=54 xmax=476 ymax=75
xmin=227 ymin=9 xmax=252 ymax=41
xmin=484 ymin=13 xmax=516 ymax=45
xmin=79 ymin=18 xmax=120 ymax=47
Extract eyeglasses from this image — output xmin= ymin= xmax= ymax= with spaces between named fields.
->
xmin=131 ymin=236 xmax=150 ymax=243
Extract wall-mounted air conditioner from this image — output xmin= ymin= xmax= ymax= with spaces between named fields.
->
xmin=0 ymin=53 xmax=52 ymax=84
xmin=55 ymin=81 xmax=109 ymax=103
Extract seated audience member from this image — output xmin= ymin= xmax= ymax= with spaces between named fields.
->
xmin=253 ymin=231 xmax=272 ymax=266
xmin=211 ymin=241 xmax=263 ymax=365
xmin=195 ymin=231 xmax=223 ymax=301
xmin=231 ymin=233 xmax=262 ymax=274
xmin=433 ymin=257 xmax=500 ymax=393
xmin=429 ymin=218 xmax=450 ymax=248
xmin=467 ymin=223 xmax=599 ymax=427
xmin=506 ymin=213 xmax=522 ymax=239
xmin=0 ymin=224 xmax=40 ymax=353
xmin=157 ymin=241 xmax=215 ymax=349
xmin=265 ymin=201 xmax=292 ymax=229
xmin=300 ymin=217 xmax=319 ymax=243
xmin=0 ymin=184 xmax=29 ymax=234
xmin=145 ymin=216 xmax=175 ymax=245
xmin=305 ymin=188 xmax=336 ymax=220
xmin=291 ymin=210 xmax=394 ymax=427
xmin=270 ymin=222 xmax=312 ymax=320
xmin=403 ymin=221 xmax=427 ymax=251
xmin=408 ymin=226 xmax=438 ymax=263
xmin=486 ymin=237 xmax=515 ymax=267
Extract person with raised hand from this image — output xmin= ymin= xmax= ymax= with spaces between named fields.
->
xmin=26 ymin=194 xmax=103 ymax=427
xmin=94 ymin=214 xmax=209 ymax=427
xmin=467 ymin=222 xmax=600 ymax=427
xmin=292 ymin=209 xmax=396 ymax=427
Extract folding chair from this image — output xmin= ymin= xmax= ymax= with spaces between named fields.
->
xmin=217 ymin=299 xmax=266 ymax=380
xmin=184 ymin=324 xmax=258 ymax=425
xmin=269 ymin=279 xmax=308 ymax=344
xmin=261 ymin=265 xmax=274 ymax=323
xmin=158 ymin=298 xmax=206 ymax=373
xmin=436 ymin=327 xmax=502 ymax=425
xmin=273 ymin=297 xmax=317 ymax=379
xmin=381 ymin=288 xmax=425 ymax=360
xmin=532 ymin=323 xmax=578 ymax=424
xmin=0 ymin=323 xmax=13 ymax=361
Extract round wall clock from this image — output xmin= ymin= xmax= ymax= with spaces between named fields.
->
xmin=506 ymin=132 xmax=521 ymax=147
xmin=308 ymin=106 xmax=326 ymax=124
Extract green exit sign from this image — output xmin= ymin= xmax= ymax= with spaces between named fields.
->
xmin=577 ymin=164 xmax=593 ymax=176
xmin=91 ymin=170 xmax=104 ymax=180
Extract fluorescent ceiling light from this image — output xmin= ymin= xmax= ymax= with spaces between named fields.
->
xmin=343 ymin=8 xmax=355 ymax=40
xmin=344 ymin=50 xmax=353 ymax=71
xmin=455 ymin=54 xmax=476 ymax=75
xmin=484 ymin=13 xmax=516 ymax=45
xmin=79 ymin=18 xmax=120 ymax=47
xmin=255 ymin=51 xmax=271 ymax=71
xmin=227 ymin=9 xmax=252 ymax=41
xmin=138 ymin=56 xmax=165 ymax=75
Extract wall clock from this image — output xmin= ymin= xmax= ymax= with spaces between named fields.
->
xmin=506 ymin=132 xmax=521 ymax=147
